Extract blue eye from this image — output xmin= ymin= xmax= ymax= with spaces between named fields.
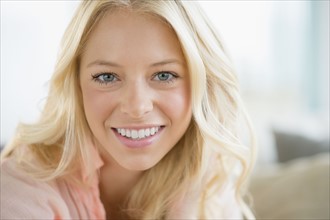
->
xmin=153 ymin=71 xmax=177 ymax=82
xmin=92 ymin=73 xmax=118 ymax=84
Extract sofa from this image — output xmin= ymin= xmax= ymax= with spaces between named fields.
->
xmin=248 ymin=129 xmax=329 ymax=219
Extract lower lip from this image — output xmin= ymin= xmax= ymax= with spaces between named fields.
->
xmin=112 ymin=127 xmax=164 ymax=148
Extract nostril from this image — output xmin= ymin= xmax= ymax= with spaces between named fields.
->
xmin=120 ymin=99 xmax=153 ymax=118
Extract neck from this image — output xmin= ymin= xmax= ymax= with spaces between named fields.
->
xmin=99 ymin=150 xmax=143 ymax=219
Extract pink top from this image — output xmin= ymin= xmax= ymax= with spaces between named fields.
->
xmin=0 ymin=151 xmax=106 ymax=220
xmin=1 ymin=148 xmax=242 ymax=219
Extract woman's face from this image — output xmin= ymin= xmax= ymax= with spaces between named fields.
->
xmin=80 ymin=10 xmax=192 ymax=171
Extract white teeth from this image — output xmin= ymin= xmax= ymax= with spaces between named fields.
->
xmin=145 ymin=129 xmax=150 ymax=137
xmin=126 ymin=129 xmax=131 ymax=138
xmin=150 ymin=127 xmax=155 ymax=135
xmin=131 ymin=130 xmax=138 ymax=139
xmin=138 ymin=129 xmax=145 ymax=139
xmin=115 ymin=127 xmax=161 ymax=139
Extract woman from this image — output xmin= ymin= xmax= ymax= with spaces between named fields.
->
xmin=1 ymin=0 xmax=256 ymax=219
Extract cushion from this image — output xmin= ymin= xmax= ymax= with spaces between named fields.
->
xmin=248 ymin=153 xmax=330 ymax=219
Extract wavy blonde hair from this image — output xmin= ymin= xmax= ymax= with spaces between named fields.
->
xmin=2 ymin=0 xmax=256 ymax=219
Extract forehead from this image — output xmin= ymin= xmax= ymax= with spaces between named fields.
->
xmin=81 ymin=9 xmax=185 ymax=65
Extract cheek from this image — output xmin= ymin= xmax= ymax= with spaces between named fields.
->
xmin=159 ymin=86 xmax=192 ymax=124
xmin=81 ymin=86 xmax=116 ymax=127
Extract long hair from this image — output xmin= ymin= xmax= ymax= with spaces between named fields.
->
xmin=1 ymin=1 xmax=256 ymax=219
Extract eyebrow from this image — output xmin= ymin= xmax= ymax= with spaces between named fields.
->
xmin=86 ymin=59 xmax=184 ymax=68
xmin=150 ymin=59 xmax=184 ymax=67
xmin=87 ymin=60 xmax=121 ymax=68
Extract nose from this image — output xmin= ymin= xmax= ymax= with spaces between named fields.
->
xmin=120 ymin=81 xmax=153 ymax=118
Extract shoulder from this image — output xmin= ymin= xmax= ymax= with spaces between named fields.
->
xmin=0 ymin=157 xmax=71 ymax=219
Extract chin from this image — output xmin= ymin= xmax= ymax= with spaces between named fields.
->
xmin=122 ymin=159 xmax=160 ymax=171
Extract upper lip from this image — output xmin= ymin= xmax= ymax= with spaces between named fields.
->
xmin=112 ymin=125 xmax=164 ymax=130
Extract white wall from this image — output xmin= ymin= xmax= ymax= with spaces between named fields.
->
xmin=199 ymin=1 xmax=329 ymax=163
xmin=1 ymin=1 xmax=80 ymax=145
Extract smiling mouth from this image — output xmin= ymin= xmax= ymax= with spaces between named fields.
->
xmin=113 ymin=126 xmax=164 ymax=140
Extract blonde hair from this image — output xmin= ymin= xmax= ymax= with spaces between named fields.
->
xmin=2 ymin=1 xmax=256 ymax=219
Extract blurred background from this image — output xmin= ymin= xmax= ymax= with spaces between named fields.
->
xmin=1 ymin=0 xmax=329 ymax=219
xmin=199 ymin=1 xmax=329 ymax=165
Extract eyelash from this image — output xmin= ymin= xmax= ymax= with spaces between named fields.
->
xmin=152 ymin=71 xmax=179 ymax=83
xmin=91 ymin=71 xmax=179 ymax=85
xmin=91 ymin=72 xmax=119 ymax=85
